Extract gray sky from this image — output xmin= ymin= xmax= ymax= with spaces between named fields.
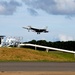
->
xmin=0 ymin=0 xmax=75 ymax=42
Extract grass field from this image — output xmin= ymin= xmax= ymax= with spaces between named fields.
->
xmin=0 ymin=47 xmax=75 ymax=62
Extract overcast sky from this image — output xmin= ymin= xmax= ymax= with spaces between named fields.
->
xmin=0 ymin=0 xmax=75 ymax=42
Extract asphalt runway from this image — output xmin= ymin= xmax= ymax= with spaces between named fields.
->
xmin=0 ymin=62 xmax=75 ymax=71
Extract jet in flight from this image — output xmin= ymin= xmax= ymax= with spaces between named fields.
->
xmin=22 ymin=26 xmax=49 ymax=34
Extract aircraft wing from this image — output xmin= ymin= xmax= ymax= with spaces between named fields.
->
xmin=22 ymin=27 xmax=29 ymax=30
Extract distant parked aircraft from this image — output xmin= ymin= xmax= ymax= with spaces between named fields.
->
xmin=23 ymin=26 xmax=49 ymax=34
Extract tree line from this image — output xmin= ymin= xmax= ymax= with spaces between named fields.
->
xmin=24 ymin=40 xmax=75 ymax=51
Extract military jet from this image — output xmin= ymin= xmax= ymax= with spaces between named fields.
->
xmin=23 ymin=26 xmax=49 ymax=34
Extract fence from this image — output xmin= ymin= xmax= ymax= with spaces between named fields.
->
xmin=18 ymin=43 xmax=75 ymax=54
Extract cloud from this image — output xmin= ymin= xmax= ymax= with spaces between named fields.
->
xmin=0 ymin=5 xmax=5 ymax=12
xmin=59 ymin=34 xmax=74 ymax=41
xmin=22 ymin=0 xmax=75 ymax=16
xmin=0 ymin=0 xmax=22 ymax=15
xmin=27 ymin=8 xmax=38 ymax=16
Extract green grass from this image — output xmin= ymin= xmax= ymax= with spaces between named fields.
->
xmin=0 ymin=47 xmax=75 ymax=62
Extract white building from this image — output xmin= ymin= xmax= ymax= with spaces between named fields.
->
xmin=0 ymin=36 xmax=22 ymax=47
xmin=6 ymin=37 xmax=20 ymax=47
xmin=0 ymin=36 xmax=5 ymax=47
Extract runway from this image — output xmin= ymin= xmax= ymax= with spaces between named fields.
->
xmin=0 ymin=62 xmax=75 ymax=71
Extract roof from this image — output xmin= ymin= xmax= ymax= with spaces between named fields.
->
xmin=0 ymin=36 xmax=5 ymax=38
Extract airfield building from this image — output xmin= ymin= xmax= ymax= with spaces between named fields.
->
xmin=0 ymin=36 xmax=22 ymax=47
xmin=0 ymin=36 xmax=5 ymax=47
